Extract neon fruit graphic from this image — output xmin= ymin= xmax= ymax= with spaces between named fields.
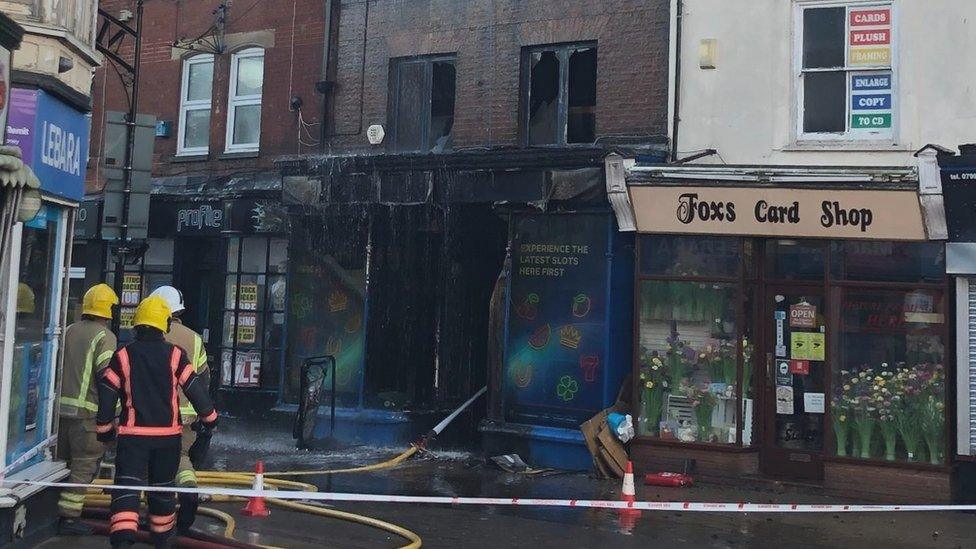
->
xmin=329 ymin=290 xmax=349 ymax=312
xmin=511 ymin=360 xmax=533 ymax=388
xmin=528 ymin=324 xmax=551 ymax=350
xmin=572 ymin=293 xmax=592 ymax=318
xmin=579 ymin=355 xmax=600 ymax=382
xmin=344 ymin=313 xmax=362 ymax=333
xmin=515 ymin=293 xmax=541 ymax=321
xmin=556 ymin=375 xmax=580 ymax=402
xmin=326 ymin=336 xmax=343 ymax=355
xmin=559 ymin=325 xmax=582 ymax=350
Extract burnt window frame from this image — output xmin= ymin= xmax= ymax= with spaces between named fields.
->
xmin=387 ymin=54 xmax=457 ymax=153
xmin=520 ymin=41 xmax=598 ymax=147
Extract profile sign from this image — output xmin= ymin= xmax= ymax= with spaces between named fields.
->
xmin=101 ymin=111 xmax=156 ymax=240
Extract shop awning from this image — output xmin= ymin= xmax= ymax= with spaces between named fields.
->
xmin=618 ymin=163 xmax=936 ymax=241
xmin=0 ymin=146 xmax=39 ymax=189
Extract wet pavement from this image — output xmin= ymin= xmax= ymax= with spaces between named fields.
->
xmin=40 ymin=417 xmax=976 ymax=548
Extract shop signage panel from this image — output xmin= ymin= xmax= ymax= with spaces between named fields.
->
xmin=941 ymin=165 xmax=976 ymax=242
xmin=629 ymin=186 xmax=927 ymax=240
xmin=848 ymin=7 xmax=891 ymax=67
xmin=5 ymin=87 xmax=89 ymax=201
xmin=503 ymin=214 xmax=610 ymax=427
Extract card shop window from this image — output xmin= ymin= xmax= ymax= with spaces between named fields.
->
xmin=390 ymin=56 xmax=456 ymax=153
xmin=798 ymin=4 xmax=894 ymax=141
xmin=524 ymin=44 xmax=597 ymax=146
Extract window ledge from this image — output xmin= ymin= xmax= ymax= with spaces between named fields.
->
xmin=219 ymin=150 xmax=260 ymax=160
xmin=169 ymin=153 xmax=210 ymax=163
xmin=782 ymin=141 xmax=914 ymax=153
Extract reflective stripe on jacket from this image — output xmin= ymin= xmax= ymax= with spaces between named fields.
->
xmin=60 ymin=320 xmax=117 ymax=418
xmin=96 ymin=337 xmax=217 ymax=437
xmin=165 ymin=321 xmax=210 ymax=417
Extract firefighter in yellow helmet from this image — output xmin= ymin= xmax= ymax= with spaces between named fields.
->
xmin=56 ymin=283 xmax=119 ymax=535
xmin=149 ymin=285 xmax=211 ymax=532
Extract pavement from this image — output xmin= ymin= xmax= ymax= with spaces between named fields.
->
xmin=39 ymin=417 xmax=976 ymax=548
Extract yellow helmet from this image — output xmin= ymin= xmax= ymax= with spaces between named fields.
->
xmin=82 ymin=283 xmax=119 ymax=320
xmin=132 ymin=295 xmax=171 ymax=332
xmin=16 ymin=283 xmax=35 ymax=314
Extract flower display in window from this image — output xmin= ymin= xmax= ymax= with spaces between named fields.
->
xmin=833 ymin=362 xmax=945 ymax=462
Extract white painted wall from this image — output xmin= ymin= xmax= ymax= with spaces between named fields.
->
xmin=673 ymin=0 xmax=976 ymax=166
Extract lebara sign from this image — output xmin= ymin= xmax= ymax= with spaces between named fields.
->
xmin=5 ymin=87 xmax=90 ymax=201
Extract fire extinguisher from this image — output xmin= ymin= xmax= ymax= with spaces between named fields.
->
xmin=644 ymin=472 xmax=694 ymax=487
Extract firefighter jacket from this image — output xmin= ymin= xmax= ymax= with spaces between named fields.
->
xmin=165 ymin=319 xmax=210 ymax=418
xmin=60 ymin=320 xmax=117 ymax=419
xmin=96 ymin=333 xmax=217 ymax=437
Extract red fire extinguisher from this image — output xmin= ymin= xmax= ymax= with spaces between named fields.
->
xmin=644 ymin=472 xmax=693 ymax=487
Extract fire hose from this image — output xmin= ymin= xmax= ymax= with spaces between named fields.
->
xmin=79 ymin=386 xmax=486 ymax=548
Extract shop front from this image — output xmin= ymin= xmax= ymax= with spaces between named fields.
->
xmin=107 ymin=194 xmax=289 ymax=416
xmin=623 ymin=169 xmax=952 ymax=502
xmin=1 ymin=82 xmax=88 ymax=540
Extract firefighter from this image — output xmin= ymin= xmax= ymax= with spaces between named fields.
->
xmin=96 ymin=296 xmax=217 ymax=548
xmin=149 ymin=285 xmax=210 ymax=531
xmin=57 ymin=283 xmax=119 ymax=534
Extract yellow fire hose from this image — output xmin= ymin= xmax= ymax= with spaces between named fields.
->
xmin=81 ymin=386 xmax=486 ymax=548
xmin=83 ymin=446 xmax=424 ymax=548
xmin=84 ymin=464 xmax=422 ymax=549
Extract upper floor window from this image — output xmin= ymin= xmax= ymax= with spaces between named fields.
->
xmin=797 ymin=3 xmax=894 ymax=142
xmin=226 ymin=48 xmax=265 ymax=152
xmin=523 ymin=43 xmax=597 ymax=146
xmin=178 ymin=54 xmax=214 ymax=155
xmin=389 ymin=55 xmax=456 ymax=153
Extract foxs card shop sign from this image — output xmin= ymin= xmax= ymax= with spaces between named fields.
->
xmin=6 ymin=88 xmax=89 ymax=201
xmin=630 ymin=186 xmax=926 ymax=240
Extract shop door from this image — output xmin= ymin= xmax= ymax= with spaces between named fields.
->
xmin=174 ymin=238 xmax=224 ymax=367
xmin=761 ymin=287 xmax=827 ymax=480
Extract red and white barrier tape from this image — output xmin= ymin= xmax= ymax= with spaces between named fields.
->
xmin=1 ymin=479 xmax=972 ymax=513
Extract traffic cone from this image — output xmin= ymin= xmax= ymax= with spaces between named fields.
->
xmin=241 ymin=460 xmax=271 ymax=517
xmin=618 ymin=461 xmax=641 ymax=517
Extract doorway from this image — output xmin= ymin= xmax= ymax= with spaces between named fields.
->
xmin=760 ymin=286 xmax=827 ymax=480
xmin=174 ymin=237 xmax=225 ymax=368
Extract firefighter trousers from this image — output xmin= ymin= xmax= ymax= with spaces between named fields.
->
xmin=110 ymin=435 xmax=181 ymax=546
xmin=57 ymin=417 xmax=106 ymax=518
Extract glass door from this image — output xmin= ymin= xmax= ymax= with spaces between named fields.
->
xmin=761 ymin=287 xmax=827 ymax=480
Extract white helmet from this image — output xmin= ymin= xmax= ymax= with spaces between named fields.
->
xmin=150 ymin=285 xmax=185 ymax=314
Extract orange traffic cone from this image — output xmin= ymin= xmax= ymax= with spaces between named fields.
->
xmin=618 ymin=461 xmax=641 ymax=517
xmin=241 ymin=460 xmax=271 ymax=517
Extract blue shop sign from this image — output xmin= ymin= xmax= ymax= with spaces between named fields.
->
xmin=5 ymin=88 xmax=89 ymax=201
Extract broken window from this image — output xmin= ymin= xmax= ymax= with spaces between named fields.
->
xmin=524 ymin=43 xmax=597 ymax=146
xmin=390 ymin=56 xmax=456 ymax=153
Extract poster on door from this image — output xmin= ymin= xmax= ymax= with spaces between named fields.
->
xmin=121 ymin=274 xmax=141 ymax=306
xmin=236 ymin=312 xmax=257 ymax=344
xmin=222 ymin=350 xmax=261 ymax=387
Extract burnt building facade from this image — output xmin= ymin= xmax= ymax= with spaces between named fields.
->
xmin=278 ymin=0 xmax=671 ymax=460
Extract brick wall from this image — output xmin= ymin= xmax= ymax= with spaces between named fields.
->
xmin=328 ymin=0 xmax=671 ymax=153
xmin=87 ymin=0 xmax=326 ymax=192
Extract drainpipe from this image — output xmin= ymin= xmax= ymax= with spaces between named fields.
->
xmin=317 ymin=0 xmax=337 ymax=150
xmin=669 ymin=0 xmax=683 ymax=163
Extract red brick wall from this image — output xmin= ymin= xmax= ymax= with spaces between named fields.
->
xmin=87 ymin=0 xmax=326 ymax=192
xmin=87 ymin=0 xmax=670 ymax=192
xmin=328 ymin=0 xmax=671 ymax=153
